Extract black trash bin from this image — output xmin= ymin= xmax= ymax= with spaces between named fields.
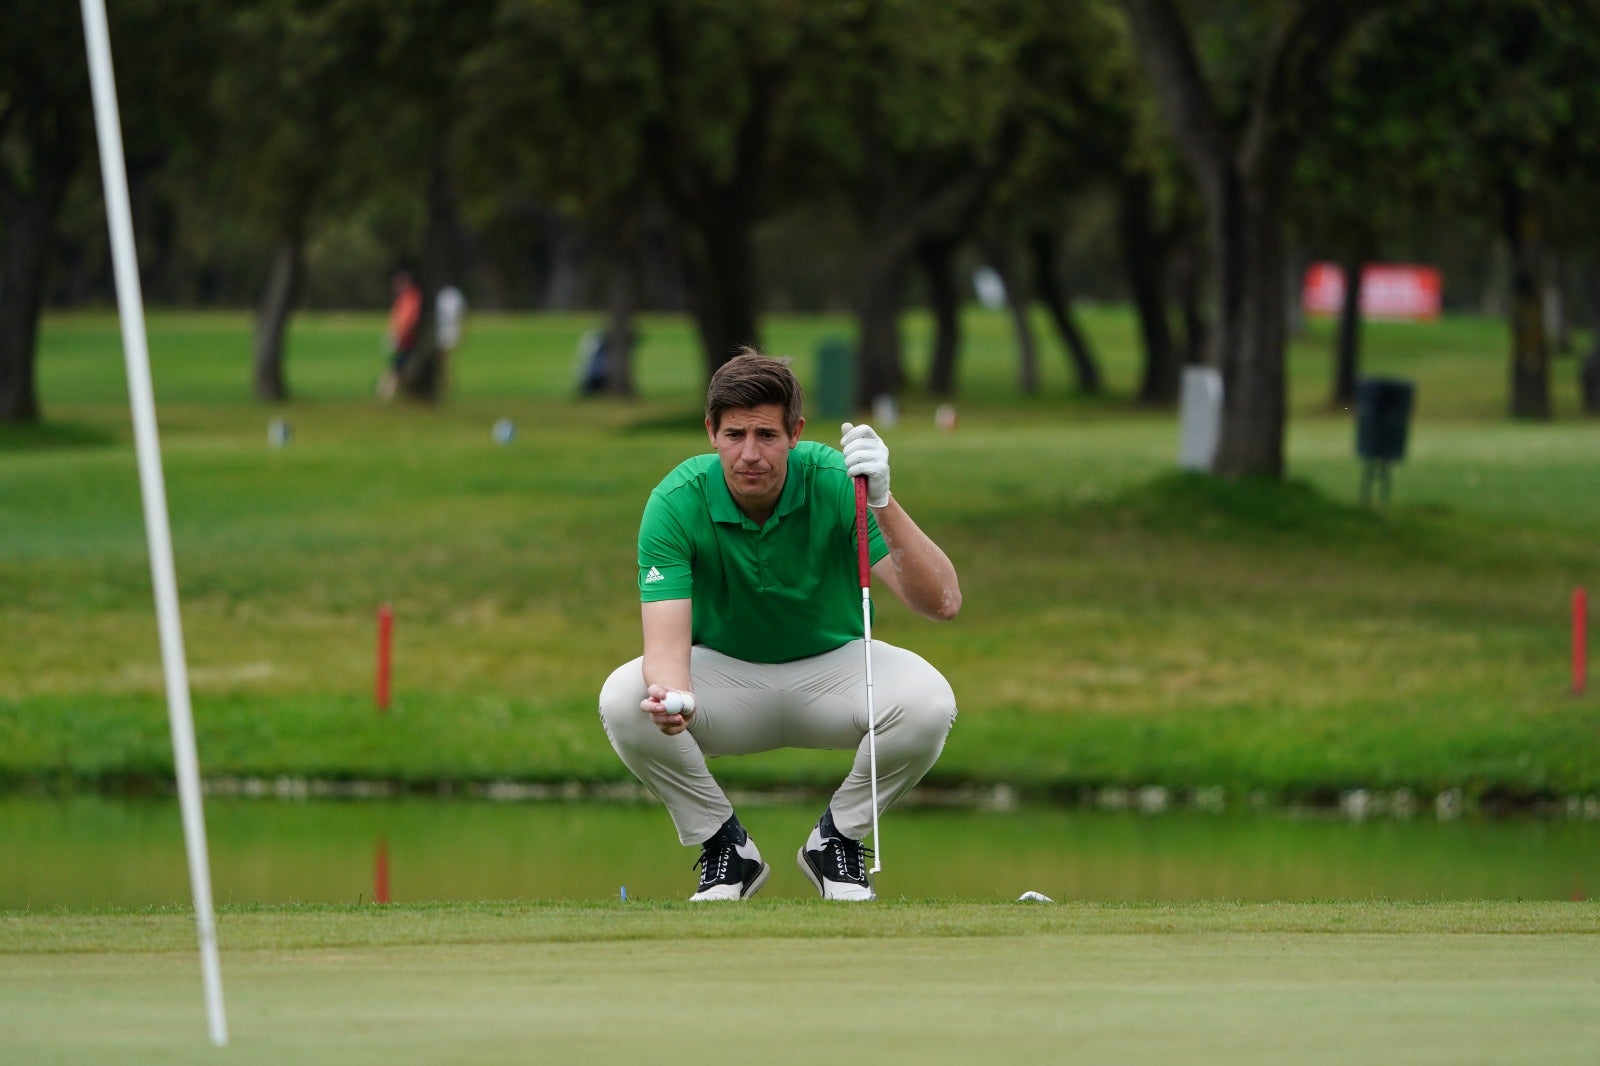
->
xmin=1355 ymin=377 xmax=1415 ymax=462
xmin=1354 ymin=377 xmax=1415 ymax=504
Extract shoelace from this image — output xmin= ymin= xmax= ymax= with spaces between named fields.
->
xmin=694 ymin=841 xmax=734 ymax=888
xmin=827 ymin=837 xmax=873 ymax=883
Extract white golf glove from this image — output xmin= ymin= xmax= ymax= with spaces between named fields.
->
xmin=841 ymin=422 xmax=891 ymax=507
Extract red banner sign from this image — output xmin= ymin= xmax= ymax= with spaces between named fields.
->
xmin=1303 ymin=263 xmax=1442 ymax=320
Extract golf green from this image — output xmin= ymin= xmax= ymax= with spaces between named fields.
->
xmin=4 ymin=900 xmax=1597 ymax=1064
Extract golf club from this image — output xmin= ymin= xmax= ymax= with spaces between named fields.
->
xmin=854 ymin=475 xmax=882 ymax=874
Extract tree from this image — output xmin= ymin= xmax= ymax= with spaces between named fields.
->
xmin=641 ymin=1 xmax=789 ymax=374
xmin=1299 ymin=0 xmax=1600 ymax=419
xmin=1010 ymin=0 xmax=1202 ymax=403
xmin=205 ymin=0 xmax=392 ymax=402
xmin=1292 ymin=39 xmax=1413 ymax=408
xmin=805 ymin=0 xmax=1023 ymax=404
xmin=460 ymin=0 xmax=666 ymax=394
xmin=0 ymin=2 xmax=90 ymax=423
xmin=0 ymin=0 xmax=205 ymax=423
xmin=1121 ymin=0 xmax=1394 ymax=476
xmin=467 ymin=0 xmax=818 ymax=384
xmin=373 ymin=0 xmax=500 ymax=402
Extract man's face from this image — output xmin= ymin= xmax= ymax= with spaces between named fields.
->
xmin=707 ymin=403 xmax=803 ymax=519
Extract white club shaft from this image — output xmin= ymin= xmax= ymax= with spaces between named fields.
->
xmin=80 ymin=0 xmax=227 ymax=1046
xmin=861 ymin=587 xmax=880 ymax=873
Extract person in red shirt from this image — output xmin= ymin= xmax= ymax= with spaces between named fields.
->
xmin=377 ymin=268 xmax=422 ymax=400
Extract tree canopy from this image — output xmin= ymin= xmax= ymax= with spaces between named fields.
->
xmin=4 ymin=0 xmax=1598 ymax=461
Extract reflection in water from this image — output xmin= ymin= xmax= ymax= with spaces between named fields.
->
xmin=1 ymin=794 xmax=1595 ymax=910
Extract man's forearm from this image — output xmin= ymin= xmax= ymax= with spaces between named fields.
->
xmin=641 ymin=599 xmax=695 ymax=689
xmin=872 ymin=499 xmax=961 ymax=621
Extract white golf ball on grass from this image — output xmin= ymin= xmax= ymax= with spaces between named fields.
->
xmin=662 ymin=690 xmax=695 ymax=714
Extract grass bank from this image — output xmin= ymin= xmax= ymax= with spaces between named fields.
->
xmin=1 ymin=307 xmax=1597 ymax=806
xmin=3 ymin=900 xmax=1598 ymax=1064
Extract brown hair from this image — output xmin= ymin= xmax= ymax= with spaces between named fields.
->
xmin=705 ymin=347 xmax=804 ymax=433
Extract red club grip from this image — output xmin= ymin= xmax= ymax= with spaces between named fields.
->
xmin=855 ymin=475 xmax=871 ymax=589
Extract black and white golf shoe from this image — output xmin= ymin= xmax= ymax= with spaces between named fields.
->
xmin=690 ymin=820 xmax=770 ymax=901
xmin=797 ymin=813 xmax=875 ymax=901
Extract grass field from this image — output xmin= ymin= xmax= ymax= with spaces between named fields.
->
xmin=4 ymin=307 xmax=1599 ymax=1062
xmin=3 ymin=900 xmax=1597 ymax=1064
xmin=2 ymin=306 xmax=1598 ymax=804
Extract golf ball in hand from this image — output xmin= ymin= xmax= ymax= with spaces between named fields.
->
xmin=662 ymin=691 xmax=695 ymax=714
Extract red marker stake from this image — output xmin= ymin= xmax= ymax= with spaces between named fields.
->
xmin=376 ymin=604 xmax=394 ymax=712
xmin=1575 ymin=587 xmax=1588 ymax=696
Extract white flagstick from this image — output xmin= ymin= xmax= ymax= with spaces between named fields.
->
xmin=79 ymin=0 xmax=228 ymax=1046
xmin=854 ymin=478 xmax=882 ymax=874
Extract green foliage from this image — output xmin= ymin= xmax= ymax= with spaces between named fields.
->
xmin=0 ymin=2 xmax=88 ymax=196
xmin=796 ymin=0 xmax=1024 ymax=186
xmin=1305 ymin=0 xmax=1600 ymax=226
xmin=196 ymin=0 xmax=415 ymax=246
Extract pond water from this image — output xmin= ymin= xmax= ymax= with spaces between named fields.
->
xmin=2 ymin=794 xmax=1595 ymax=910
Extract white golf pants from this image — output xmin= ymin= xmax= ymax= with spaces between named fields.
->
xmin=598 ymin=641 xmax=957 ymax=846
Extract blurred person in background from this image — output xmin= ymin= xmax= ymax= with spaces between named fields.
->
xmin=377 ymin=267 xmax=422 ymax=400
xmin=434 ymin=283 xmax=467 ymax=395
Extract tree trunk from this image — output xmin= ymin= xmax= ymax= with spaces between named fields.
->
xmin=0 ymin=61 xmax=81 ymax=425
xmin=1211 ymin=174 xmax=1287 ymax=478
xmin=0 ymin=194 xmax=57 ymax=424
xmin=643 ymin=7 xmax=774 ymax=380
xmin=638 ymin=204 xmax=687 ymax=313
xmin=1122 ymin=0 xmax=1386 ymax=477
xmin=1284 ymin=246 xmax=1308 ymax=340
xmin=1113 ymin=176 xmax=1175 ymax=404
xmin=1583 ymin=346 xmax=1600 ymax=415
xmin=1174 ymin=238 xmax=1208 ymax=366
xmin=855 ymin=252 xmax=909 ymax=406
xmin=541 ymin=212 xmax=589 ymax=311
xmin=1503 ymin=181 xmax=1551 ymax=420
xmin=253 ymin=238 xmax=303 ymax=403
xmin=1332 ymin=255 xmax=1365 ymax=408
xmin=1583 ymin=265 xmax=1600 ymax=415
xmin=981 ymin=239 xmax=1038 ymax=396
xmin=1582 ymin=349 xmax=1600 ymax=415
xmin=602 ymin=220 xmax=640 ymax=398
xmin=1545 ymin=250 xmax=1570 ymax=357
xmin=401 ymin=152 xmax=467 ymax=402
xmin=917 ymin=234 xmax=962 ymax=397
xmin=843 ymin=145 xmax=1005 ymax=407
xmin=1029 ymin=228 xmax=1104 ymax=396
xmin=682 ymin=218 xmax=762 ymax=378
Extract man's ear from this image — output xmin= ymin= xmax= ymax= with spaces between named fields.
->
xmin=705 ymin=417 xmax=717 ymax=444
xmin=789 ymin=416 xmax=805 ymax=446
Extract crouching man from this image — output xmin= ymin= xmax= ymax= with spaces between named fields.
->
xmin=599 ymin=349 xmax=961 ymax=901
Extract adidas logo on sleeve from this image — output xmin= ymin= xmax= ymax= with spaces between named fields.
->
xmin=644 ymin=566 xmax=665 ymax=583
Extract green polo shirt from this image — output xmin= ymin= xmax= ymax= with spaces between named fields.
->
xmin=637 ymin=440 xmax=888 ymax=663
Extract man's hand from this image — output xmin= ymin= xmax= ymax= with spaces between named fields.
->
xmin=841 ymin=422 xmax=891 ymax=507
xmin=642 ymin=683 xmax=695 ymax=736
